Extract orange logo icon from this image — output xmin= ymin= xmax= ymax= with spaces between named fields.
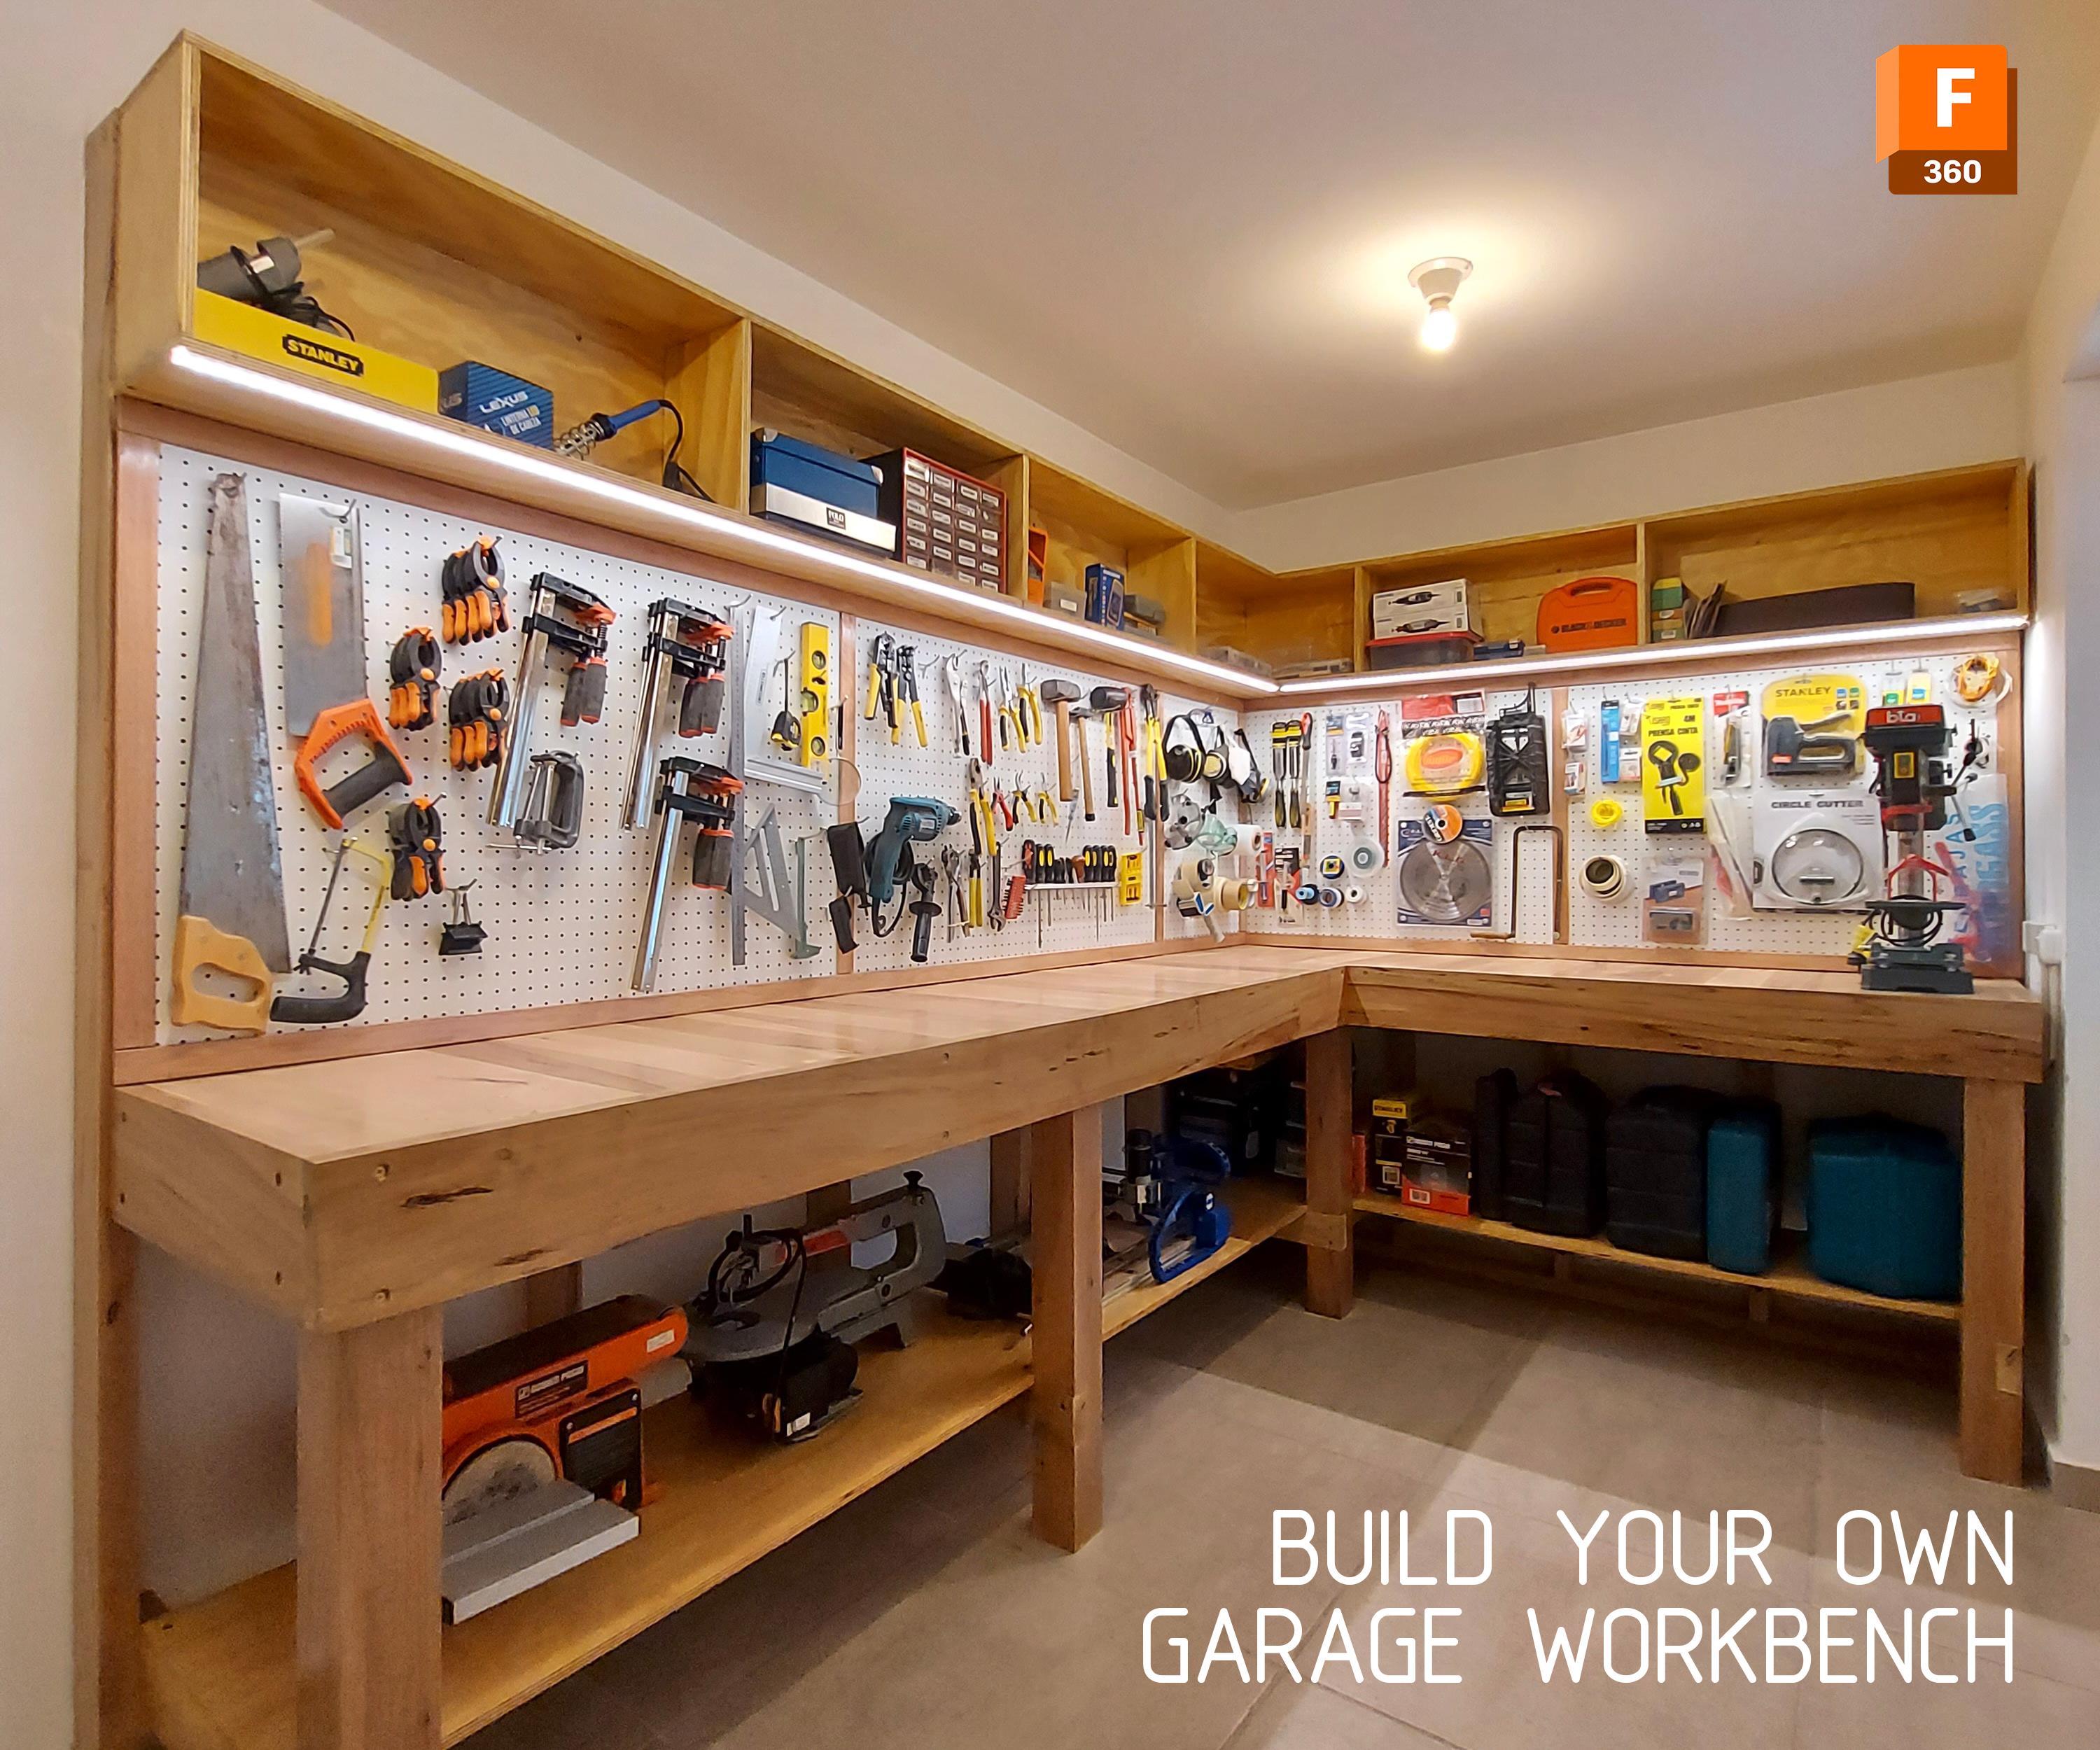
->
xmin=1875 ymin=46 xmax=2017 ymax=193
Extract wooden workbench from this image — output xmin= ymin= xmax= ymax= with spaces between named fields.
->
xmin=107 ymin=948 xmax=2043 ymax=1750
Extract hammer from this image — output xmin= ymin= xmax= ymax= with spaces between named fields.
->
xmin=1089 ymin=687 xmax=1130 ymax=815
xmin=1072 ymin=706 xmax=1098 ymax=820
xmin=1040 ymin=679 xmax=1081 ymax=799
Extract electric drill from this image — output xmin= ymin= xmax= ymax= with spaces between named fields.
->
xmin=824 ymin=797 xmax=960 ymax=953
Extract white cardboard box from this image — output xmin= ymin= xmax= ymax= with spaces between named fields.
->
xmin=1371 ymin=579 xmax=1472 ymax=638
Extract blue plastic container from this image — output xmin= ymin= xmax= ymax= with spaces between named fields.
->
xmin=749 ymin=431 xmax=883 ymax=517
xmin=1807 ymin=1116 xmax=1961 ymax=1301
xmin=1705 ymin=1100 xmax=1781 ymax=1275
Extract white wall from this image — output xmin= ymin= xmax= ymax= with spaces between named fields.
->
xmin=2021 ymin=110 xmax=2100 ymax=1477
xmin=1228 ymin=360 xmax=2024 ymax=570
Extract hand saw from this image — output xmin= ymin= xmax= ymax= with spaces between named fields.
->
xmin=173 ymin=475 xmax=291 ymax=1033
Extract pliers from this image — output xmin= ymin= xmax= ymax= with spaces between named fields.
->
xmin=896 ymin=645 xmax=927 ymax=748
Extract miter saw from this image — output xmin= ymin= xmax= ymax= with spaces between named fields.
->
xmin=686 ymin=1175 xmax=946 ymax=1442
xmin=438 ymin=1296 xmax=691 ymax=1622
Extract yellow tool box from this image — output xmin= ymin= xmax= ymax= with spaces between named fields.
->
xmin=192 ymin=288 xmax=440 ymax=411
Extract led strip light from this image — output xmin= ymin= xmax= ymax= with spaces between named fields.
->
xmin=166 ymin=346 xmax=2026 ymax=704
xmin=1275 ymin=610 xmax=2029 ymax=697
xmin=165 ymin=344 xmax=1279 ymax=696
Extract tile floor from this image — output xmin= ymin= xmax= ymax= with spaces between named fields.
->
xmin=466 ymin=1252 xmax=2100 ymax=1750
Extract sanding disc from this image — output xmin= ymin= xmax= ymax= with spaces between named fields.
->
xmin=1396 ymin=839 xmax=1493 ymax=924
xmin=442 ymin=1436 xmax=559 ymax=1526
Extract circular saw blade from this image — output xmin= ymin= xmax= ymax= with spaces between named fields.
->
xmin=442 ymin=1436 xmax=558 ymax=1526
xmin=1396 ymin=838 xmax=1492 ymax=925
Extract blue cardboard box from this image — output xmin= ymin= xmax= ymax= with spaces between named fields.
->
xmin=1084 ymin=563 xmax=1126 ymax=629
xmin=439 ymin=362 xmax=554 ymax=447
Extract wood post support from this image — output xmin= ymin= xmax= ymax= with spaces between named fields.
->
xmin=1303 ymin=1030 xmax=1355 ymax=1319
xmin=522 ymin=1262 xmax=584 ymax=1327
xmin=1961 ymin=1078 xmax=2025 ymax=1484
xmin=989 ymin=1126 xmax=1032 ymax=1239
xmin=1029 ymin=1105 xmax=1102 ymax=1551
xmin=296 ymin=1308 xmax=444 ymax=1750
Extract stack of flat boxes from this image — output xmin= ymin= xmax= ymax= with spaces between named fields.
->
xmin=876 ymin=449 xmax=1006 ymax=592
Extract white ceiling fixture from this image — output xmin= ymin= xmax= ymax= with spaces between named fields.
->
xmin=321 ymin=1 xmax=2100 ymax=509
xmin=1408 ymin=258 xmax=1472 ymax=352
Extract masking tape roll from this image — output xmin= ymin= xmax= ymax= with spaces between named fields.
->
xmin=1580 ymin=853 xmax=1626 ymax=901
xmin=1217 ymin=878 xmax=1253 ymax=911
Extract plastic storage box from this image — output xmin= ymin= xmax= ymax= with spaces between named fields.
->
xmin=1807 ymin=1116 xmax=1961 ymax=1301
xmin=1705 ymin=1100 xmax=1781 ymax=1275
xmin=1470 ymin=1068 xmax=1518 ymax=1222
xmin=1503 ymin=1073 xmax=1609 ymax=1237
xmin=1606 ymin=1087 xmax=1719 ymax=1260
xmin=749 ymin=431 xmax=895 ymax=554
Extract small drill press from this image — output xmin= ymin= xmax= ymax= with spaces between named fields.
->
xmin=1853 ymin=703 xmax=1974 ymax=995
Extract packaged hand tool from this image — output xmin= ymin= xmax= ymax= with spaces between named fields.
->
xmin=1486 ymin=693 xmax=1549 ymax=817
xmin=440 ymin=536 xmax=510 ymax=645
xmin=387 ymin=628 xmax=441 ymax=731
xmin=386 ymin=797 xmax=446 ymax=899
xmin=173 ymin=474 xmax=291 ymax=1034
xmin=269 ymin=838 xmax=388 ymax=1026
xmin=447 ymin=671 xmax=509 ymax=771
xmin=486 ymin=574 xmax=614 ymax=834
xmin=633 ymin=758 xmax=743 ymax=990
xmin=622 ymin=599 xmax=733 ymax=830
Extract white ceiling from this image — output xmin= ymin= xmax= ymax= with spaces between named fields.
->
xmin=323 ymin=0 xmax=2100 ymax=510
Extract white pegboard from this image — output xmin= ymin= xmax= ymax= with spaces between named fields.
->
xmin=1564 ymin=650 xmax=2010 ymax=957
xmin=1238 ymin=690 xmax=1558 ymax=944
xmin=155 ymin=446 xmax=846 ymax=1042
xmin=845 ymin=620 xmax=1187 ymax=967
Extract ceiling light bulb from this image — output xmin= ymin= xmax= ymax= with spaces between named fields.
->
xmin=1407 ymin=256 xmax=1473 ymax=354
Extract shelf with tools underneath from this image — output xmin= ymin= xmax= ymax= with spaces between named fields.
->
xmin=103 ymin=33 xmax=1290 ymax=676
xmin=1353 ymin=1191 xmax=1961 ymax=1326
xmin=136 ymin=1174 xmax=1304 ymax=1750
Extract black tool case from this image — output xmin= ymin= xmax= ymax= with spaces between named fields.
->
xmin=1470 ymin=1068 xmax=1520 ymax=1221
xmin=1605 ymin=1086 xmax=1721 ymax=1259
xmin=1503 ymin=1073 xmax=1609 ymax=1237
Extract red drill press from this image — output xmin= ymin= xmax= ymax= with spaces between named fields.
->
xmin=1851 ymin=703 xmax=1975 ymax=994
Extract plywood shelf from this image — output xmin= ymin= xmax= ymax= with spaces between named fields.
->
xmin=138 ymin=1176 xmax=1304 ymax=1750
xmin=1352 ymin=1191 xmax=1961 ymax=1324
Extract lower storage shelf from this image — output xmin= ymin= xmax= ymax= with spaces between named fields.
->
xmin=1352 ymin=1191 xmax=1961 ymax=1324
xmin=141 ymin=1176 xmax=1304 ymax=1750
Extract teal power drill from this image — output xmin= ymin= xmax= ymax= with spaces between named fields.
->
xmin=825 ymin=797 xmax=960 ymax=953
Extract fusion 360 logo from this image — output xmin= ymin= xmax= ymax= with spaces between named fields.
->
xmin=1875 ymin=46 xmax=2017 ymax=193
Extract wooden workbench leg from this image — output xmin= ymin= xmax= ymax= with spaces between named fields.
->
xmin=522 ymin=1263 xmax=584 ymax=1326
xmin=297 ymin=1308 xmax=443 ymax=1750
xmin=990 ymin=1126 xmax=1032 ymax=1240
xmin=1030 ymin=1105 xmax=1102 ymax=1551
xmin=1961 ymin=1079 xmax=2026 ymax=1485
xmin=1303 ymin=1030 xmax=1356 ymax=1319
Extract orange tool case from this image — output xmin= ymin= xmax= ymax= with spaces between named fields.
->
xmin=1536 ymin=575 xmax=1639 ymax=652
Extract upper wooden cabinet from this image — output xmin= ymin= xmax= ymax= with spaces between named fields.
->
xmin=103 ymin=37 xmax=2030 ymax=688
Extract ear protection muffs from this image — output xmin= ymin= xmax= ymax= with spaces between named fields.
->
xmin=1191 ymin=712 xmax=1229 ymax=783
xmin=1162 ymin=715 xmax=1204 ymax=784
